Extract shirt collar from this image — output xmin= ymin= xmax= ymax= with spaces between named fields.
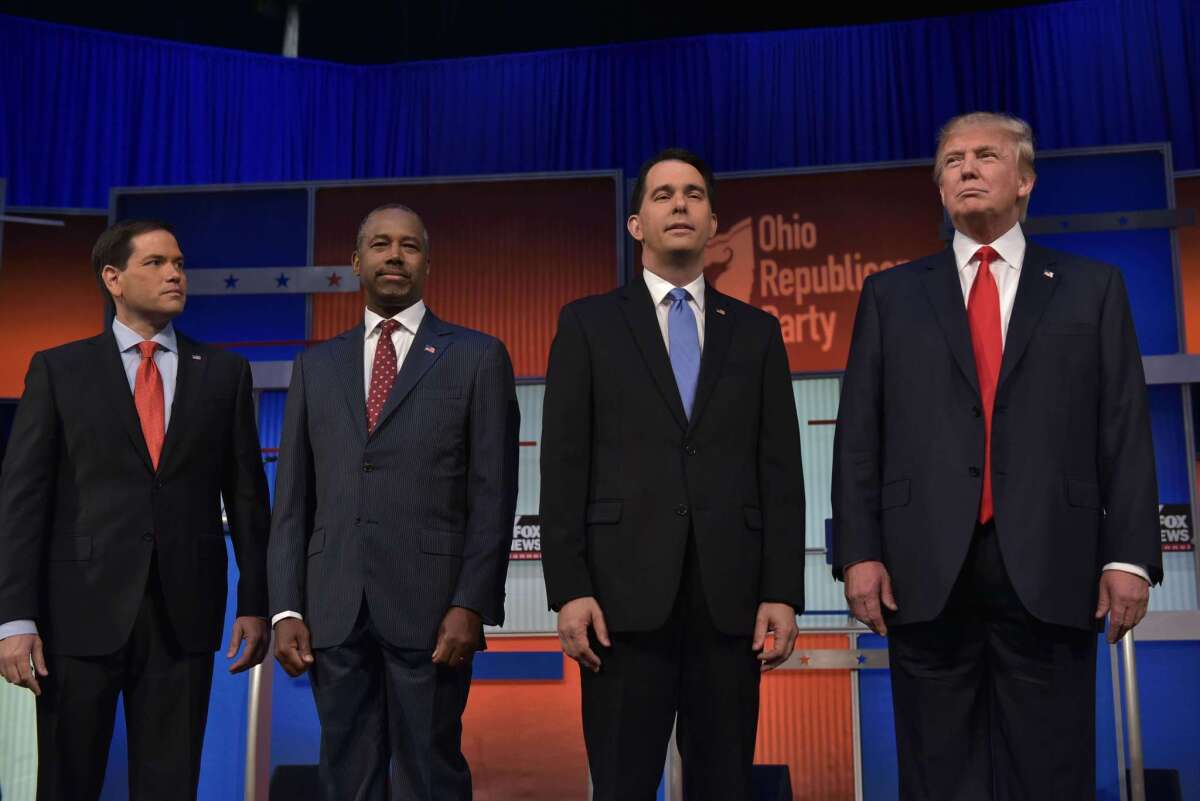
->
xmin=364 ymin=300 xmax=427 ymax=339
xmin=642 ymin=268 xmax=706 ymax=312
xmin=112 ymin=316 xmax=177 ymax=354
xmin=952 ymin=222 xmax=1026 ymax=273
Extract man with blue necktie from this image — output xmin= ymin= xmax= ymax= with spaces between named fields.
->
xmin=541 ymin=149 xmax=807 ymax=801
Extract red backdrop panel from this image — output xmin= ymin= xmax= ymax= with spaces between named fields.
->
xmin=311 ymin=178 xmax=620 ymax=377
xmin=1177 ymin=176 xmax=1200 ymax=354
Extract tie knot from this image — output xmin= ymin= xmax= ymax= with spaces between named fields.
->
xmin=378 ymin=319 xmax=402 ymax=338
xmin=136 ymin=341 xmax=158 ymax=359
xmin=974 ymin=246 xmax=999 ymax=267
xmin=667 ymin=288 xmax=691 ymax=305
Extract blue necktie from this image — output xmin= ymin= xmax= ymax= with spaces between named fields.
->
xmin=667 ymin=288 xmax=701 ymax=419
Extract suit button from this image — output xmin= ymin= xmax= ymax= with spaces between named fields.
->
xmin=354 ymin=517 xmax=362 ymax=526
xmin=684 ymin=444 xmax=698 ymax=456
xmin=972 ymin=406 xmax=981 ymax=418
xmin=675 ymin=504 xmax=689 ymax=516
xmin=143 ymin=532 xmax=153 ymax=542
xmin=968 ymin=466 xmax=980 ymax=477
xmin=363 ymin=463 xmax=374 ymax=473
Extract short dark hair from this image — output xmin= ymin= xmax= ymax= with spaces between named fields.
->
xmin=92 ymin=218 xmax=176 ymax=306
xmin=354 ymin=203 xmax=430 ymax=251
xmin=629 ymin=148 xmax=716 ymax=213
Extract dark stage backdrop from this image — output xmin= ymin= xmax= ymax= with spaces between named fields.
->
xmin=0 ymin=0 xmax=1197 ymax=209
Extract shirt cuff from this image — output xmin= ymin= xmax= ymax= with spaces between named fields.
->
xmin=0 ymin=620 xmax=38 ymax=640
xmin=1102 ymin=562 xmax=1151 ymax=583
xmin=271 ymin=611 xmax=303 ymax=628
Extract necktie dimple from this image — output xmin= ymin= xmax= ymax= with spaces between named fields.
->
xmin=367 ymin=319 xmax=402 ymax=431
xmin=667 ymin=288 xmax=701 ymax=419
xmin=967 ymin=245 xmax=1003 ymax=523
xmin=134 ymin=341 xmax=165 ymax=470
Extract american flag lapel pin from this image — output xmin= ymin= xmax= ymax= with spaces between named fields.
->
xmin=425 ymin=345 xmax=437 ymax=353
xmin=715 ymin=308 xmax=727 ymax=316
xmin=191 ymin=354 xmax=202 ymax=360
xmin=1043 ymin=270 xmax=1054 ymax=279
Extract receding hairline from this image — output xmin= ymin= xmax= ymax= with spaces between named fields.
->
xmin=354 ymin=204 xmax=430 ymax=251
xmin=934 ymin=112 xmax=1036 ymax=183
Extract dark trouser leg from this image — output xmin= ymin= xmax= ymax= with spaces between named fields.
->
xmin=378 ymin=641 xmax=473 ymax=801
xmin=677 ymin=541 xmax=761 ymax=801
xmin=978 ymin=532 xmax=1096 ymax=801
xmin=309 ymin=602 xmax=388 ymax=801
xmin=581 ymin=609 xmax=682 ymax=801
xmin=35 ymin=651 xmax=123 ymax=801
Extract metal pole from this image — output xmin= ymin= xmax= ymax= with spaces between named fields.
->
xmin=243 ymin=637 xmax=275 ymax=801
xmin=850 ymin=632 xmax=864 ymax=801
xmin=1109 ymin=640 xmax=1128 ymax=801
xmin=1120 ymin=630 xmax=1146 ymax=801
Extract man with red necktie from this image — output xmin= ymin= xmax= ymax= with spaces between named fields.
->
xmin=833 ymin=112 xmax=1162 ymax=800
xmin=0 ymin=219 xmax=271 ymax=800
xmin=269 ymin=204 xmax=519 ymax=801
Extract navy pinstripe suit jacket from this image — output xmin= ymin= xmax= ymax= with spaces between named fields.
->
xmin=268 ymin=311 xmax=520 ymax=650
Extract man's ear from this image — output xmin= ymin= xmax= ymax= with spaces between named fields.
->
xmin=626 ymin=214 xmax=643 ymax=242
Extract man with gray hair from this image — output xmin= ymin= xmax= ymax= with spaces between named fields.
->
xmin=833 ymin=112 xmax=1160 ymax=799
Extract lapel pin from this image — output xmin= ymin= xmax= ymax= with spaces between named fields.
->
xmin=425 ymin=345 xmax=437 ymax=353
xmin=1043 ymin=270 xmax=1055 ymax=279
xmin=715 ymin=308 xmax=727 ymax=316
xmin=191 ymin=354 xmax=202 ymax=360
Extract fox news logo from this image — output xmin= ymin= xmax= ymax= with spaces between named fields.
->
xmin=510 ymin=515 xmax=542 ymax=560
xmin=1159 ymin=504 xmax=1193 ymax=552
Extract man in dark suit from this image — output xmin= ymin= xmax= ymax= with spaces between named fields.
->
xmin=268 ymin=204 xmax=519 ymax=801
xmin=0 ymin=219 xmax=272 ymax=800
xmin=833 ymin=112 xmax=1162 ymax=800
xmin=541 ymin=149 xmax=806 ymax=801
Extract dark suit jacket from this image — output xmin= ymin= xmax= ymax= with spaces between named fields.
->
xmin=832 ymin=243 xmax=1162 ymax=631
xmin=0 ymin=329 xmax=271 ymax=655
xmin=540 ymin=278 xmax=806 ymax=637
xmin=267 ymin=311 xmax=520 ymax=650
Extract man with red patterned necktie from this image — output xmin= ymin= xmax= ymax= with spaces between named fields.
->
xmin=269 ymin=204 xmax=519 ymax=801
xmin=833 ymin=112 xmax=1161 ymax=800
xmin=0 ymin=219 xmax=271 ymax=800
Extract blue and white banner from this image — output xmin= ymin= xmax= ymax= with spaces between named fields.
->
xmin=187 ymin=266 xmax=360 ymax=295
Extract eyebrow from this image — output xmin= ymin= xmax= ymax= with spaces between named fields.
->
xmin=650 ymin=182 xmax=707 ymax=195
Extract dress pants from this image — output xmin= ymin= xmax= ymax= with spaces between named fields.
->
xmin=581 ymin=537 xmax=763 ymax=801
xmin=35 ymin=557 xmax=214 ymax=801
xmin=309 ymin=600 xmax=473 ymax=801
xmin=887 ymin=522 xmax=1097 ymax=801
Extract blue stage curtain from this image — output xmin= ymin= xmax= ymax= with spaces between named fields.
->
xmin=0 ymin=0 xmax=1196 ymax=208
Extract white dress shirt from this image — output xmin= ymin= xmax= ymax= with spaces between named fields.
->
xmin=953 ymin=223 xmax=1149 ymax=584
xmin=642 ymin=268 xmax=706 ymax=353
xmin=271 ymin=302 xmax=428 ymax=629
xmin=0 ymin=318 xmax=181 ymax=641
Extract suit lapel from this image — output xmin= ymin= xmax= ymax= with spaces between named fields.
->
xmin=997 ymin=243 xmax=1059 ymax=391
xmin=157 ymin=334 xmax=208 ymax=472
xmin=687 ymin=286 xmax=732 ymax=433
xmin=330 ymin=323 xmax=368 ymax=444
xmin=617 ymin=280 xmax=688 ymax=431
xmin=369 ymin=311 xmax=454 ymax=437
xmin=920 ymin=249 xmax=980 ymax=397
xmin=93 ymin=331 xmax=154 ymax=473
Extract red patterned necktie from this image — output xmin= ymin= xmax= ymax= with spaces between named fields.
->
xmin=367 ymin=319 xmax=402 ymax=431
xmin=967 ymin=246 xmax=1003 ymax=523
xmin=134 ymin=341 xmax=165 ymax=470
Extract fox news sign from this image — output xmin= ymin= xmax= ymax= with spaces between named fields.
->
xmin=1160 ymin=504 xmax=1193 ymax=552
xmin=510 ymin=515 xmax=542 ymax=560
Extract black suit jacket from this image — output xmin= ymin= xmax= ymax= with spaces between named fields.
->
xmin=0 ymin=329 xmax=271 ymax=655
xmin=832 ymin=243 xmax=1162 ymax=631
xmin=267 ymin=312 xmax=520 ymax=650
xmin=540 ymin=278 xmax=806 ymax=637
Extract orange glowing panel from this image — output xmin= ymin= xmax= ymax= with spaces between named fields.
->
xmin=1176 ymin=175 xmax=1200 ymax=354
xmin=0 ymin=213 xmax=109 ymax=398
xmin=310 ymin=177 xmax=621 ymax=377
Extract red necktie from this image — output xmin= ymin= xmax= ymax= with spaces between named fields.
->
xmin=367 ymin=319 xmax=401 ymax=431
xmin=967 ymin=246 xmax=1003 ymax=523
xmin=134 ymin=341 xmax=165 ymax=470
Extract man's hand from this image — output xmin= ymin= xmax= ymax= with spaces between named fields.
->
xmin=844 ymin=560 xmax=899 ymax=636
xmin=0 ymin=634 xmax=47 ymax=696
xmin=432 ymin=607 xmax=481 ymax=668
xmin=557 ymin=596 xmax=610 ymax=672
xmin=274 ymin=618 xmax=314 ymax=677
xmin=752 ymin=602 xmax=799 ymax=671
xmin=226 ymin=616 xmax=270 ymax=674
xmin=1096 ymin=569 xmax=1150 ymax=644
